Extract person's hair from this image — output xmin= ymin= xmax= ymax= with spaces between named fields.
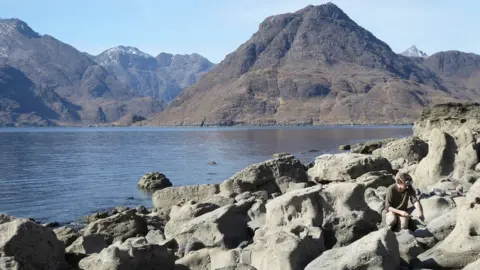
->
xmin=395 ymin=172 xmax=412 ymax=184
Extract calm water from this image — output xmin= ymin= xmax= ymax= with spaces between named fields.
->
xmin=0 ymin=126 xmax=412 ymax=224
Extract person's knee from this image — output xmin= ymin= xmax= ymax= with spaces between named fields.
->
xmin=386 ymin=212 xmax=397 ymax=227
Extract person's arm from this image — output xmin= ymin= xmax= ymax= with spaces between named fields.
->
xmin=409 ymin=188 xmax=424 ymax=220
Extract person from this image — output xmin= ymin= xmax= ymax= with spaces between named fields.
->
xmin=385 ymin=172 xmax=424 ymax=230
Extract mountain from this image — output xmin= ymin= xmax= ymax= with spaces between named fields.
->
xmin=141 ymin=3 xmax=464 ymax=126
xmin=0 ymin=18 xmax=165 ymax=126
xmin=94 ymin=47 xmax=214 ymax=102
xmin=401 ymin=45 xmax=428 ymax=58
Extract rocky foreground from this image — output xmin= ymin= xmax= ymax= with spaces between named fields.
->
xmin=1 ymin=103 xmax=480 ymax=270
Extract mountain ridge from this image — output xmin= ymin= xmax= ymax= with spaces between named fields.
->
xmin=140 ymin=3 xmax=469 ymax=126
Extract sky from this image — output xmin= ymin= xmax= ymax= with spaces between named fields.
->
xmin=1 ymin=0 xmax=479 ymax=63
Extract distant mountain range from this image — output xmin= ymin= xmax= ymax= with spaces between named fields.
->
xmin=0 ymin=18 xmax=214 ymax=126
xmin=2 ymin=3 xmax=480 ymax=127
xmin=140 ymin=3 xmax=480 ymax=126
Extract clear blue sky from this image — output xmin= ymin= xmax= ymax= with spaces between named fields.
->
xmin=1 ymin=0 xmax=479 ymax=63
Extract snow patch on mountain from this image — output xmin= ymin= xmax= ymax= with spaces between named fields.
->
xmin=401 ymin=45 xmax=428 ymax=58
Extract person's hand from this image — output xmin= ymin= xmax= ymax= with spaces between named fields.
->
xmin=418 ymin=214 xmax=425 ymax=222
xmin=399 ymin=211 xmax=410 ymax=217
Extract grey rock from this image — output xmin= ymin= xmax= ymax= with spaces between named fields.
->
xmin=372 ymin=136 xmax=428 ymax=163
xmin=83 ymin=209 xmax=148 ymax=244
xmin=53 ymin=226 xmax=81 ymax=247
xmin=411 ymin=195 xmax=456 ymax=224
xmin=135 ymin=205 xmax=149 ymax=214
xmin=152 ymin=184 xmax=220 ymax=214
xmin=66 ymin=234 xmax=108 ymax=255
xmin=396 ymin=229 xmax=425 ymax=265
xmin=308 ymin=153 xmax=392 ymax=182
xmin=220 ymin=154 xmax=307 ymax=197
xmin=305 ymin=229 xmax=400 ymax=270
xmin=351 ymin=138 xmax=396 ymax=154
xmin=78 ymin=237 xmax=175 ymax=270
xmin=356 ymin=171 xmax=395 ymax=189
xmin=145 ymin=229 xmax=165 ymax=245
xmin=83 ymin=211 xmax=109 ymax=223
xmin=0 ymin=216 xmax=65 ymax=270
xmin=137 ymin=172 xmax=172 ymax=191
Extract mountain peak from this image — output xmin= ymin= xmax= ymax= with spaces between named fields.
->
xmin=0 ymin=18 xmax=41 ymax=38
xmin=103 ymin=46 xmax=154 ymax=58
xmin=401 ymin=45 xmax=428 ymax=58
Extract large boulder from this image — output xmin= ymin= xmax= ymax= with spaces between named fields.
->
xmin=242 ymin=226 xmax=324 ymax=270
xmin=372 ymin=136 xmax=428 ymax=163
xmin=83 ymin=209 xmax=148 ymax=244
xmin=307 ymin=153 xmax=393 ymax=182
xmin=53 ymin=226 xmax=81 ymax=247
xmin=220 ymin=154 xmax=307 ymax=198
xmin=364 ymin=187 xmax=386 ymax=215
xmin=414 ymin=128 xmax=457 ymax=192
xmin=175 ymin=248 xmax=246 ymax=270
xmin=164 ymin=201 xmax=219 ymax=238
xmin=464 ymin=259 xmax=480 ymax=270
xmin=411 ymin=195 xmax=457 ymax=224
xmin=413 ymin=102 xmax=480 ymax=141
xmin=305 ymin=228 xmax=400 ymax=270
xmin=351 ymin=138 xmax=396 ymax=154
xmin=264 ymin=184 xmax=380 ymax=248
xmin=413 ymin=208 xmax=457 ymax=249
xmin=137 ymin=172 xmax=172 ymax=191
xmin=152 ymin=184 xmax=220 ymax=213
xmin=356 ymin=171 xmax=395 ymax=189
xmin=0 ymin=216 xmax=65 ymax=270
xmin=66 ymin=234 xmax=108 ymax=255
xmin=396 ymin=229 xmax=425 ymax=266
xmin=78 ymin=237 xmax=175 ymax=270
xmin=452 ymin=128 xmax=480 ymax=181
xmin=414 ymin=180 xmax=480 ymax=269
xmin=164 ymin=200 xmax=253 ymax=250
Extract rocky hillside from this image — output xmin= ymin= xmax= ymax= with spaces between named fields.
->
xmin=94 ymin=47 xmax=214 ymax=102
xmin=141 ymin=3 xmax=478 ymax=126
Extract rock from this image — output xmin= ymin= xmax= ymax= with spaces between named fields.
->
xmin=165 ymin=201 xmax=219 ymax=238
xmin=356 ymin=171 xmax=395 ymax=189
xmin=247 ymin=200 xmax=266 ymax=222
xmin=66 ymin=234 xmax=108 ymax=255
xmin=476 ymin=163 xmax=480 ymax=172
xmin=208 ymin=161 xmax=217 ymax=165
xmin=413 ymin=102 xmax=480 ymax=141
xmin=144 ymin=212 xmax=167 ymax=231
xmin=135 ymin=205 xmax=149 ymax=214
xmin=152 ymin=184 xmax=220 ymax=213
xmin=351 ymin=138 xmax=396 ymax=154
xmin=411 ymin=195 xmax=456 ymax=224
xmin=53 ymin=226 xmax=81 ymax=247
xmin=0 ymin=216 xmax=65 ymax=270
xmin=464 ymin=258 xmax=480 ymax=270
xmin=83 ymin=211 xmax=109 ymax=223
xmin=137 ymin=172 xmax=172 ymax=191
xmin=372 ymin=136 xmax=428 ymax=163
xmin=78 ymin=237 xmax=175 ymax=270
xmin=364 ymin=187 xmax=386 ymax=215
xmin=452 ymin=128 xmax=479 ymax=181
xmin=204 ymin=195 xmax=236 ymax=208
xmin=272 ymin=152 xmax=291 ymax=158
xmin=339 ymin=144 xmax=351 ymax=150
xmin=414 ymin=128 xmax=457 ymax=192
xmin=216 ymin=264 xmax=257 ymax=270
xmin=145 ymin=229 xmax=165 ymax=245
xmin=264 ymin=184 xmax=379 ymax=248
xmin=220 ymin=154 xmax=308 ymax=198
xmin=307 ymin=153 xmax=392 ymax=182
xmin=235 ymin=191 xmax=268 ymax=202
xmin=83 ymin=209 xmax=148 ymax=244
xmin=42 ymin=221 xmax=60 ymax=228
xmin=165 ymin=200 xmax=254 ymax=250
xmin=111 ymin=206 xmax=130 ymax=215
xmin=242 ymin=226 xmax=324 ymax=270
xmin=305 ymin=228 xmax=400 ymax=270
xmin=175 ymin=248 xmax=210 ymax=270
xmin=396 ymin=229 xmax=425 ymax=266
xmin=413 ymin=209 xmax=456 ymax=249
xmin=414 ymin=180 xmax=480 ymax=269
xmin=285 ymin=182 xmax=314 ymax=192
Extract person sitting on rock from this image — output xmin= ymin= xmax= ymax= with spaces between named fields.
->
xmin=385 ymin=172 xmax=424 ymax=230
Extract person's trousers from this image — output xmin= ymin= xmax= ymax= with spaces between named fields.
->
xmin=385 ymin=211 xmax=409 ymax=229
